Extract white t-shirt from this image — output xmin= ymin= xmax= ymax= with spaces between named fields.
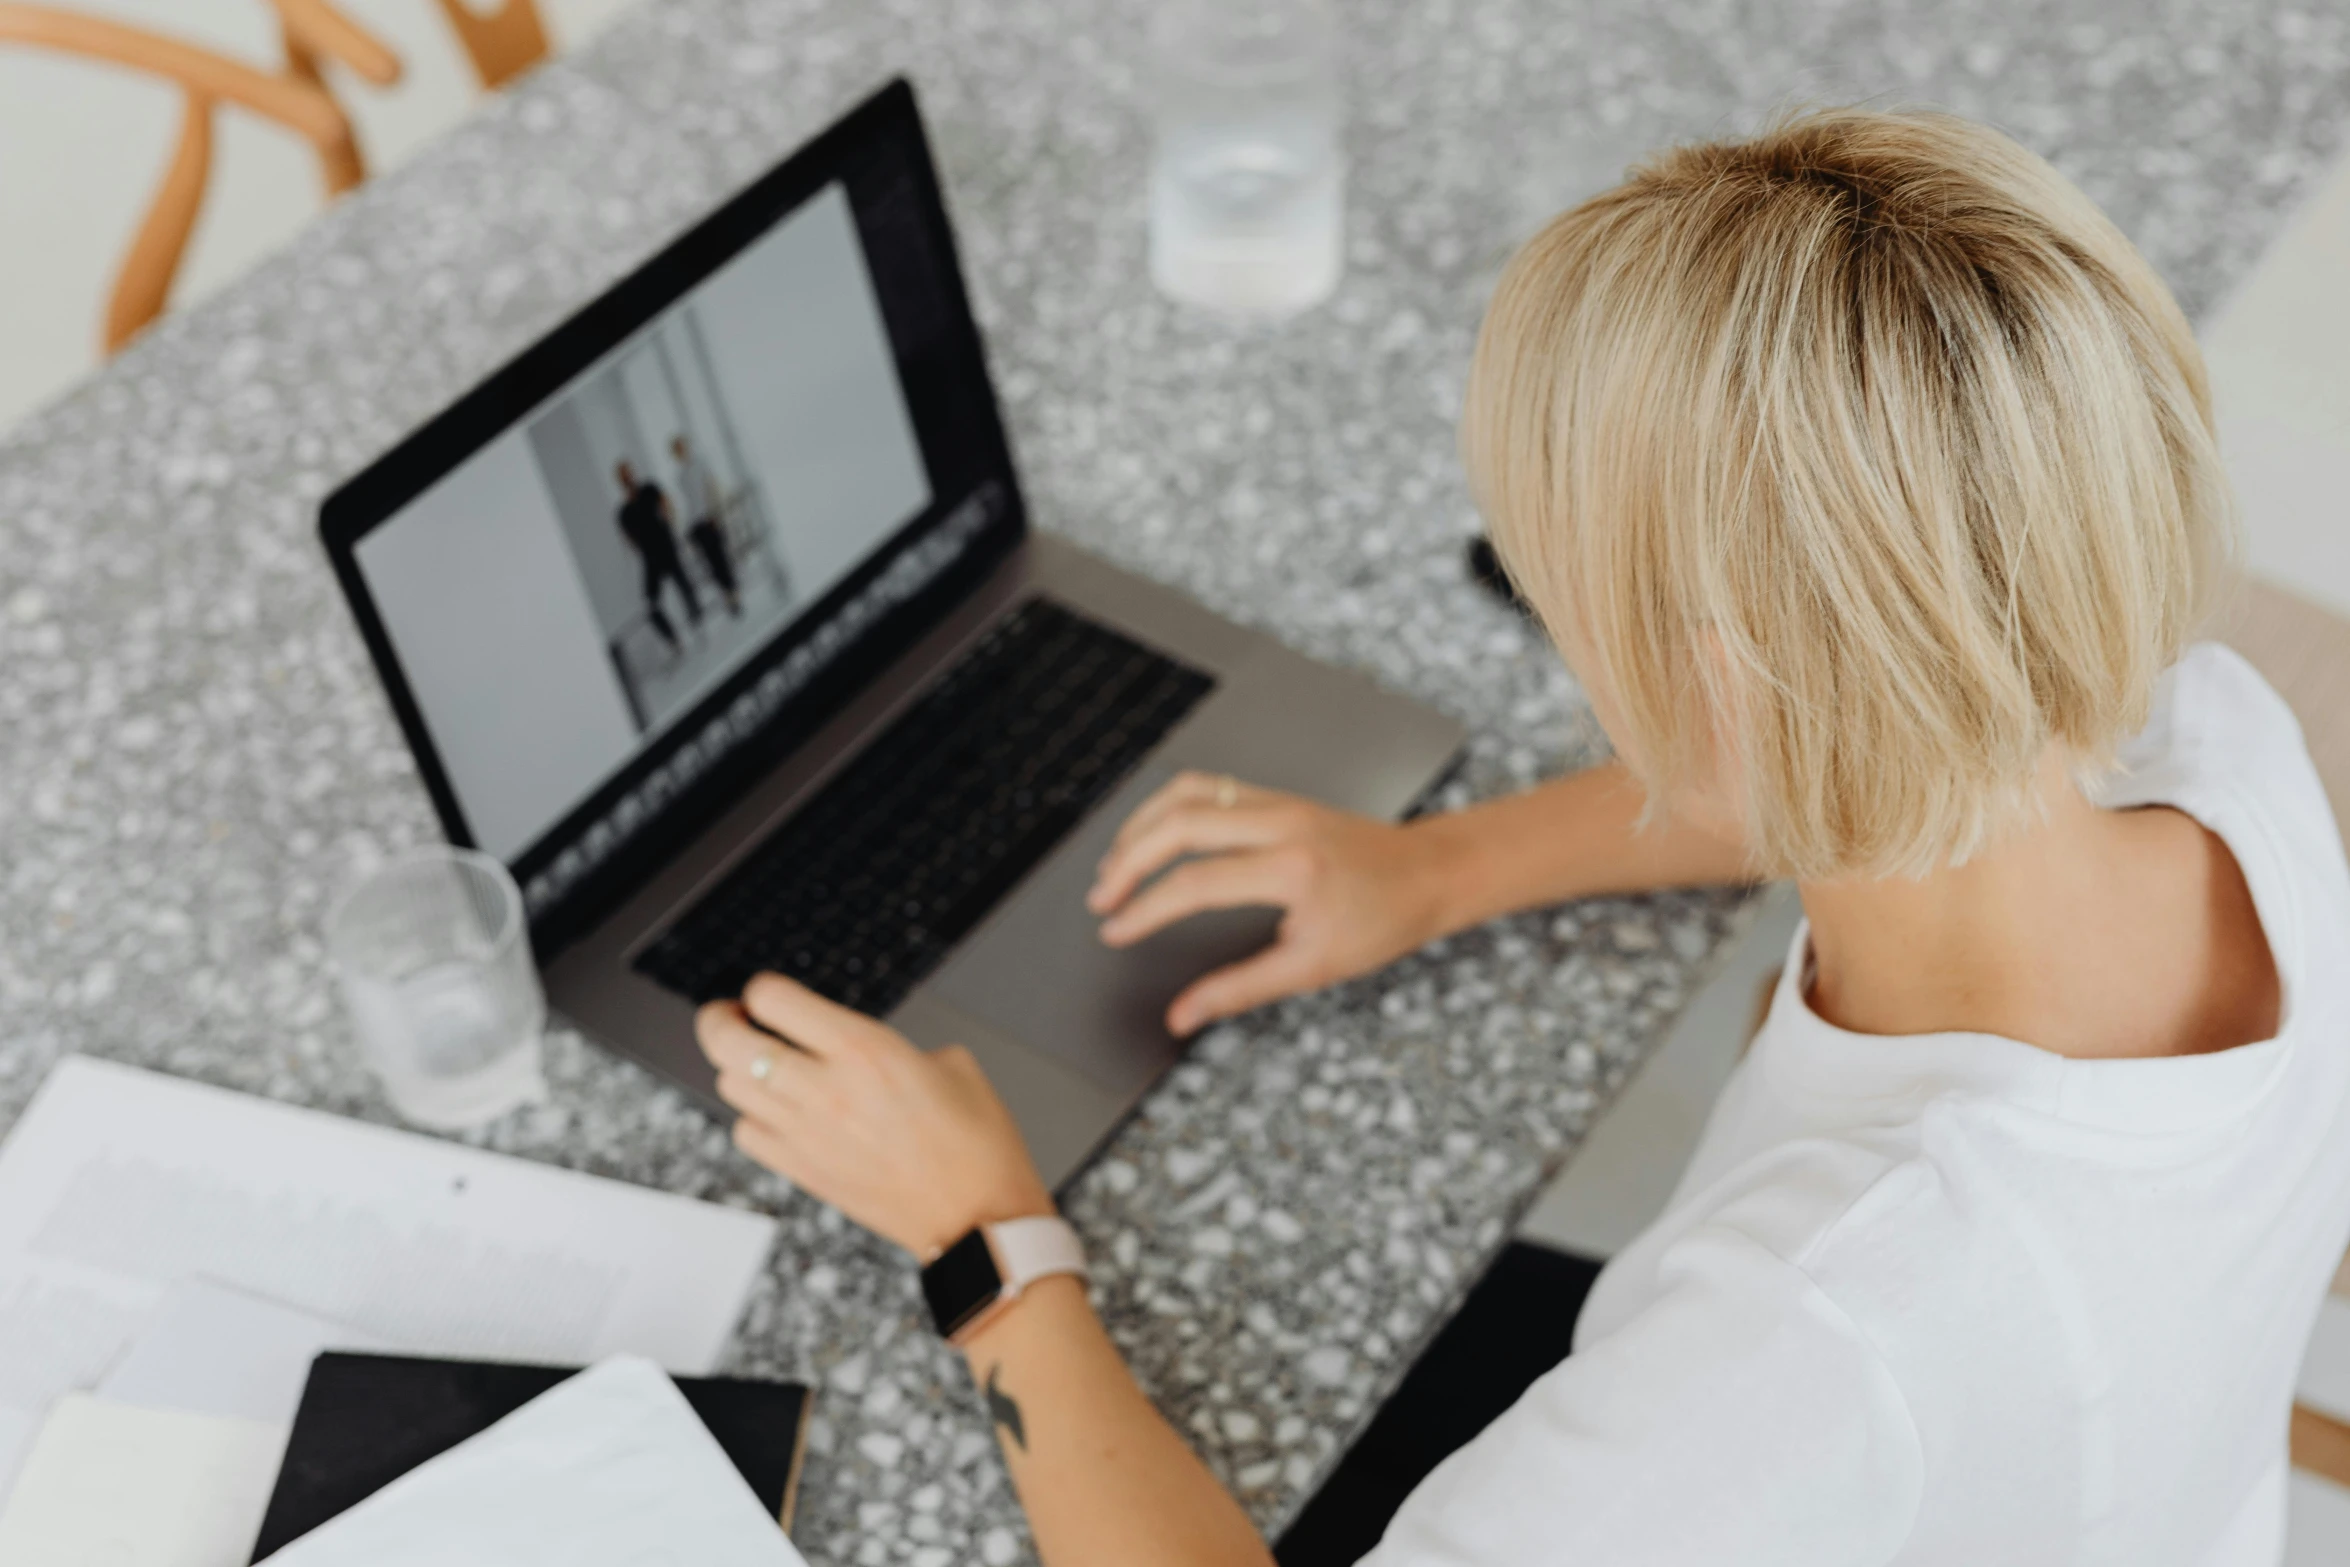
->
xmin=1366 ymin=644 xmax=2350 ymax=1567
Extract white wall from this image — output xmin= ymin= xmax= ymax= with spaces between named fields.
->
xmin=694 ymin=184 xmax=931 ymax=601
xmin=0 ymin=0 xmax=638 ymax=436
xmin=2203 ymin=151 xmax=2350 ymax=620
xmin=354 ymin=431 xmax=638 ymax=859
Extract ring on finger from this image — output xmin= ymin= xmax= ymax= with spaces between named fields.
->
xmin=749 ymin=1051 xmax=777 ymax=1082
xmin=1214 ymin=775 xmax=1238 ymax=809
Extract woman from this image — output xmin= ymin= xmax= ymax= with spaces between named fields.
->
xmin=695 ymin=108 xmax=2350 ymax=1564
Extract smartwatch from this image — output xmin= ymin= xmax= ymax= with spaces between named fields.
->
xmin=921 ymin=1215 xmax=1087 ymax=1345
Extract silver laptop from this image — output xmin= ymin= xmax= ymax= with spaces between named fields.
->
xmin=320 ymin=80 xmax=1463 ymax=1185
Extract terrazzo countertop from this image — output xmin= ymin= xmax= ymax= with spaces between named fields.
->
xmin=4 ymin=1 xmax=2349 ymax=1559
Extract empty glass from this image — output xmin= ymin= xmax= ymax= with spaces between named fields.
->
xmin=326 ymin=846 xmax=546 ymax=1130
xmin=1148 ymin=0 xmax=1344 ymax=317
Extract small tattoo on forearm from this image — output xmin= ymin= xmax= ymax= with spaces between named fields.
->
xmin=985 ymin=1363 xmax=1027 ymax=1452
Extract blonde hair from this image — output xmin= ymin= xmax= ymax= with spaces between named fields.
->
xmin=1465 ymin=108 xmax=2233 ymax=880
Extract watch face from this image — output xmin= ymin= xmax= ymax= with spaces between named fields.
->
xmin=922 ymin=1228 xmax=1003 ymax=1339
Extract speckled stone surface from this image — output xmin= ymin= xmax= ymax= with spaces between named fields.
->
xmin=3 ymin=1 xmax=2348 ymax=1560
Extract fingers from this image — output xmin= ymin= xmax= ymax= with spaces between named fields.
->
xmin=1167 ymin=942 xmax=1322 ymax=1036
xmin=700 ymin=1001 xmax=819 ymax=1114
xmin=1107 ymin=771 xmax=1228 ymax=852
xmin=712 ymin=1060 xmax=818 ymax=1133
xmin=932 ymin=1041 xmax=985 ymax=1086
xmin=695 ymin=999 xmax=805 ymax=1076
xmin=737 ymin=971 xmax=888 ymax=1058
xmin=1089 ymin=801 xmax=1295 ymax=915
xmin=1104 ymin=771 xmax=1274 ymax=860
xmin=1097 ymin=848 xmax=1303 ymax=947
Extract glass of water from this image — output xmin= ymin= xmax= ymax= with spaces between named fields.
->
xmin=326 ymin=846 xmax=546 ymax=1130
xmin=1148 ymin=0 xmax=1344 ymax=317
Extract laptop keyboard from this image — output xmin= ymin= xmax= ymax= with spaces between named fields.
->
xmin=634 ymin=598 xmax=1214 ymax=1014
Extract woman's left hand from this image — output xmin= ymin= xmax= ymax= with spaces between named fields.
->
xmin=696 ymin=973 xmax=1053 ymax=1258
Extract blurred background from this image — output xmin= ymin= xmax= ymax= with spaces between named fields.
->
xmin=0 ymin=0 xmax=632 ymax=433
xmin=5 ymin=2 xmax=2347 ymax=620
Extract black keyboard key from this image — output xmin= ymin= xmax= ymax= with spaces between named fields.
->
xmin=635 ymin=599 xmax=1214 ymax=1014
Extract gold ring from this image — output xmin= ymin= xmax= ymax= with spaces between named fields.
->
xmin=1215 ymin=775 xmax=1238 ymax=809
xmin=750 ymin=1052 xmax=775 ymax=1082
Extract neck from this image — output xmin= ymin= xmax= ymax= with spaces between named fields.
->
xmin=1794 ymin=752 xmax=2268 ymax=1058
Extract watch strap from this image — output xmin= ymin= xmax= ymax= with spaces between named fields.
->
xmin=987 ymin=1215 xmax=1085 ymax=1301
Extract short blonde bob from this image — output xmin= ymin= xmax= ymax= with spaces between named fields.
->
xmin=1465 ymin=108 xmax=2233 ymax=880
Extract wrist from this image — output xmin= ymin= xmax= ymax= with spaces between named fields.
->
xmin=952 ymin=1269 xmax=1086 ymax=1356
xmin=923 ymin=1213 xmax=1087 ymax=1347
xmin=1403 ymin=808 xmax=1504 ymax=941
xmin=914 ymin=1179 xmax=1057 ymax=1263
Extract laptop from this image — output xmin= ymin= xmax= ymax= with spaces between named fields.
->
xmin=319 ymin=79 xmax=1464 ymax=1186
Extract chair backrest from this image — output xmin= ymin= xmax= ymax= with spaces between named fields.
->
xmin=430 ymin=0 xmax=547 ymax=90
xmin=2216 ymin=578 xmax=2350 ymax=840
xmin=0 ymin=1 xmax=397 ymax=351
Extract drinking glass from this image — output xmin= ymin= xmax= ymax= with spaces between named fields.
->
xmin=1148 ymin=0 xmax=1344 ymax=317
xmin=326 ymin=846 xmax=546 ymax=1130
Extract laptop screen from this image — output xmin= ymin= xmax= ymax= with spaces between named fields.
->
xmin=354 ymin=181 xmax=928 ymax=862
xmin=323 ymin=83 xmax=1022 ymax=936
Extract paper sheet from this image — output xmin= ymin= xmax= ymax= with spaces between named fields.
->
xmin=0 ymin=1259 xmax=158 ymax=1501
xmin=0 ymin=1395 xmax=286 ymax=1567
xmin=103 ymin=1279 xmax=390 ymax=1425
xmin=0 ymin=1057 xmax=778 ymax=1510
xmin=262 ymin=1355 xmax=807 ymax=1566
xmin=0 ymin=1259 xmax=155 ymax=1408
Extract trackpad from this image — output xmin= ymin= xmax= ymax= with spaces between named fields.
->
xmin=927 ymin=879 xmax=1280 ymax=1099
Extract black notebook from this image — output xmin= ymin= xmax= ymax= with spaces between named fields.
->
xmin=249 ymin=1351 xmax=813 ymax=1562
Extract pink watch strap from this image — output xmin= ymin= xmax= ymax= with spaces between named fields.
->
xmin=986 ymin=1215 xmax=1086 ymax=1301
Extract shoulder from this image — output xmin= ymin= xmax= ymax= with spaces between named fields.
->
xmin=1708 ymin=1143 xmax=2096 ymax=1524
xmin=2104 ymin=642 xmax=2350 ymax=981
xmin=1667 ymin=1142 xmax=2066 ymax=1368
xmin=2107 ymin=644 xmax=2324 ymax=828
xmin=1786 ymin=1145 xmax=2080 ymax=1366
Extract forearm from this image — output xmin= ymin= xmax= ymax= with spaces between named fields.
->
xmin=962 ymin=1277 xmax=1275 ymax=1567
xmin=1414 ymin=760 xmax=1756 ymax=936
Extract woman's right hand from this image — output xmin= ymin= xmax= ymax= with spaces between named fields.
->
xmin=1086 ymin=771 xmax=1462 ymax=1036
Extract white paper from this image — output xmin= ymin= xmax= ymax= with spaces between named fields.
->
xmin=262 ymin=1355 xmax=807 ymax=1566
xmin=0 ymin=1057 xmax=777 ymax=1509
xmin=0 ymin=1255 xmax=159 ymax=1501
xmin=0 ymin=1395 xmax=285 ymax=1567
xmin=0 ymin=1257 xmax=157 ymax=1407
xmin=103 ymin=1278 xmax=390 ymax=1425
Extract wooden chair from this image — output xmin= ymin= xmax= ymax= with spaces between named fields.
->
xmin=0 ymin=1 xmax=399 ymax=352
xmin=429 ymin=0 xmax=548 ymax=90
